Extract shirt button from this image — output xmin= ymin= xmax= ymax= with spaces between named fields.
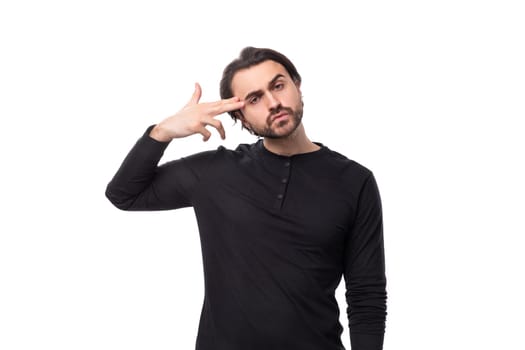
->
xmin=277 ymin=194 xmax=284 ymax=199
xmin=281 ymin=178 xmax=288 ymax=183
xmin=284 ymin=161 xmax=290 ymax=167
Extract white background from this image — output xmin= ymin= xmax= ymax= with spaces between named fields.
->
xmin=1 ymin=0 xmax=524 ymax=349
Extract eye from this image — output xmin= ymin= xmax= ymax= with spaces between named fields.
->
xmin=249 ymin=96 xmax=260 ymax=104
xmin=274 ymin=82 xmax=284 ymax=90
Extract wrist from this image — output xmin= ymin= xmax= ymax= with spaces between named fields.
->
xmin=149 ymin=124 xmax=172 ymax=142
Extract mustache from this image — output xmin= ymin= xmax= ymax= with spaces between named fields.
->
xmin=267 ymin=106 xmax=294 ymax=123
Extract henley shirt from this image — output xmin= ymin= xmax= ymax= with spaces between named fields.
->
xmin=105 ymin=125 xmax=387 ymax=350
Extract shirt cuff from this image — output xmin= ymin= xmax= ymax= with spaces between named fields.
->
xmin=350 ymin=331 xmax=385 ymax=350
xmin=144 ymin=124 xmax=171 ymax=143
xmin=125 ymin=125 xmax=171 ymax=164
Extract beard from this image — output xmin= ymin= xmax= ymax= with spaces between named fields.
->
xmin=249 ymin=100 xmax=304 ymax=139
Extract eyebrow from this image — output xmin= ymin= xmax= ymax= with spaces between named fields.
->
xmin=243 ymin=74 xmax=285 ymax=101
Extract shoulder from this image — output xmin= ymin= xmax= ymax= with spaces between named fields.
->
xmin=318 ymin=145 xmax=373 ymax=180
xmin=180 ymin=142 xmax=257 ymax=166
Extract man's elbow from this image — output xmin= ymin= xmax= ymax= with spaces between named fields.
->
xmin=105 ymin=185 xmax=134 ymax=211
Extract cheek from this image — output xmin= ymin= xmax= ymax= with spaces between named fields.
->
xmin=245 ymin=105 xmax=266 ymax=119
xmin=284 ymin=90 xmax=300 ymax=104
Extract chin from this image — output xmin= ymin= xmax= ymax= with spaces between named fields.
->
xmin=267 ymin=122 xmax=302 ymax=139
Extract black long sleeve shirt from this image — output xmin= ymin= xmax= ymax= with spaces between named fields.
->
xmin=106 ymin=126 xmax=387 ymax=350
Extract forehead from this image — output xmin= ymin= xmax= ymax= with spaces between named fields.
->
xmin=231 ymin=60 xmax=290 ymax=97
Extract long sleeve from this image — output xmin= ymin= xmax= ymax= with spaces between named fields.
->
xmin=105 ymin=125 xmax=209 ymax=211
xmin=343 ymin=172 xmax=387 ymax=350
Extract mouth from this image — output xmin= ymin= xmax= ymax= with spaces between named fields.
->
xmin=271 ymin=112 xmax=288 ymax=122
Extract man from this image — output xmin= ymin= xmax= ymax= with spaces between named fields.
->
xmin=106 ymin=47 xmax=387 ymax=350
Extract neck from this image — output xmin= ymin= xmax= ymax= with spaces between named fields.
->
xmin=262 ymin=123 xmax=320 ymax=156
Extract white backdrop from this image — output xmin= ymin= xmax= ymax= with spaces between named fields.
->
xmin=1 ymin=1 xmax=524 ymax=349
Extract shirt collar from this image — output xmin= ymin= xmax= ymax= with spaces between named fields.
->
xmin=253 ymin=139 xmax=328 ymax=161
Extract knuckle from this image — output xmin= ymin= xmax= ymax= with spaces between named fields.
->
xmin=190 ymin=120 xmax=201 ymax=130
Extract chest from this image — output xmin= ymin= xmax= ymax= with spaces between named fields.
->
xmin=196 ymin=160 xmax=357 ymax=253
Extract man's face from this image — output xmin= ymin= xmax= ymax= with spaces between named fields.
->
xmin=231 ymin=60 xmax=303 ymax=139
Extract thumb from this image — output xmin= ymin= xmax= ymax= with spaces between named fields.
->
xmin=185 ymin=82 xmax=202 ymax=106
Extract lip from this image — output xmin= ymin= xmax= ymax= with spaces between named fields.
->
xmin=271 ymin=112 xmax=288 ymax=122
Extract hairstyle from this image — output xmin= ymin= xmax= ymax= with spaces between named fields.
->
xmin=219 ymin=46 xmax=302 ymax=125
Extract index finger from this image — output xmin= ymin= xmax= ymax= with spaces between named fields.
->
xmin=209 ymin=99 xmax=245 ymax=115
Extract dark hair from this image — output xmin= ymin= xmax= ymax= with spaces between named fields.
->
xmin=219 ymin=46 xmax=302 ymax=124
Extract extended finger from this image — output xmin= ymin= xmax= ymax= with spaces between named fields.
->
xmin=185 ymin=82 xmax=202 ymax=107
xmin=208 ymin=96 xmax=242 ymax=108
xmin=209 ymin=100 xmax=245 ymax=115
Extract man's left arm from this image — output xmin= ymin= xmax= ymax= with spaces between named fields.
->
xmin=343 ymin=172 xmax=388 ymax=350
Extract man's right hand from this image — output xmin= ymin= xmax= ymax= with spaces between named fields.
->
xmin=149 ymin=83 xmax=245 ymax=142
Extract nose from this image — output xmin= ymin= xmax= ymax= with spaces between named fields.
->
xmin=266 ymin=91 xmax=280 ymax=112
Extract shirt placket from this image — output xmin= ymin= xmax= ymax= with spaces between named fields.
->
xmin=274 ymin=158 xmax=291 ymax=210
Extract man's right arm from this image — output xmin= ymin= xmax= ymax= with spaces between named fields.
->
xmin=105 ymin=125 xmax=195 ymax=210
xmin=105 ymin=83 xmax=245 ymax=211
